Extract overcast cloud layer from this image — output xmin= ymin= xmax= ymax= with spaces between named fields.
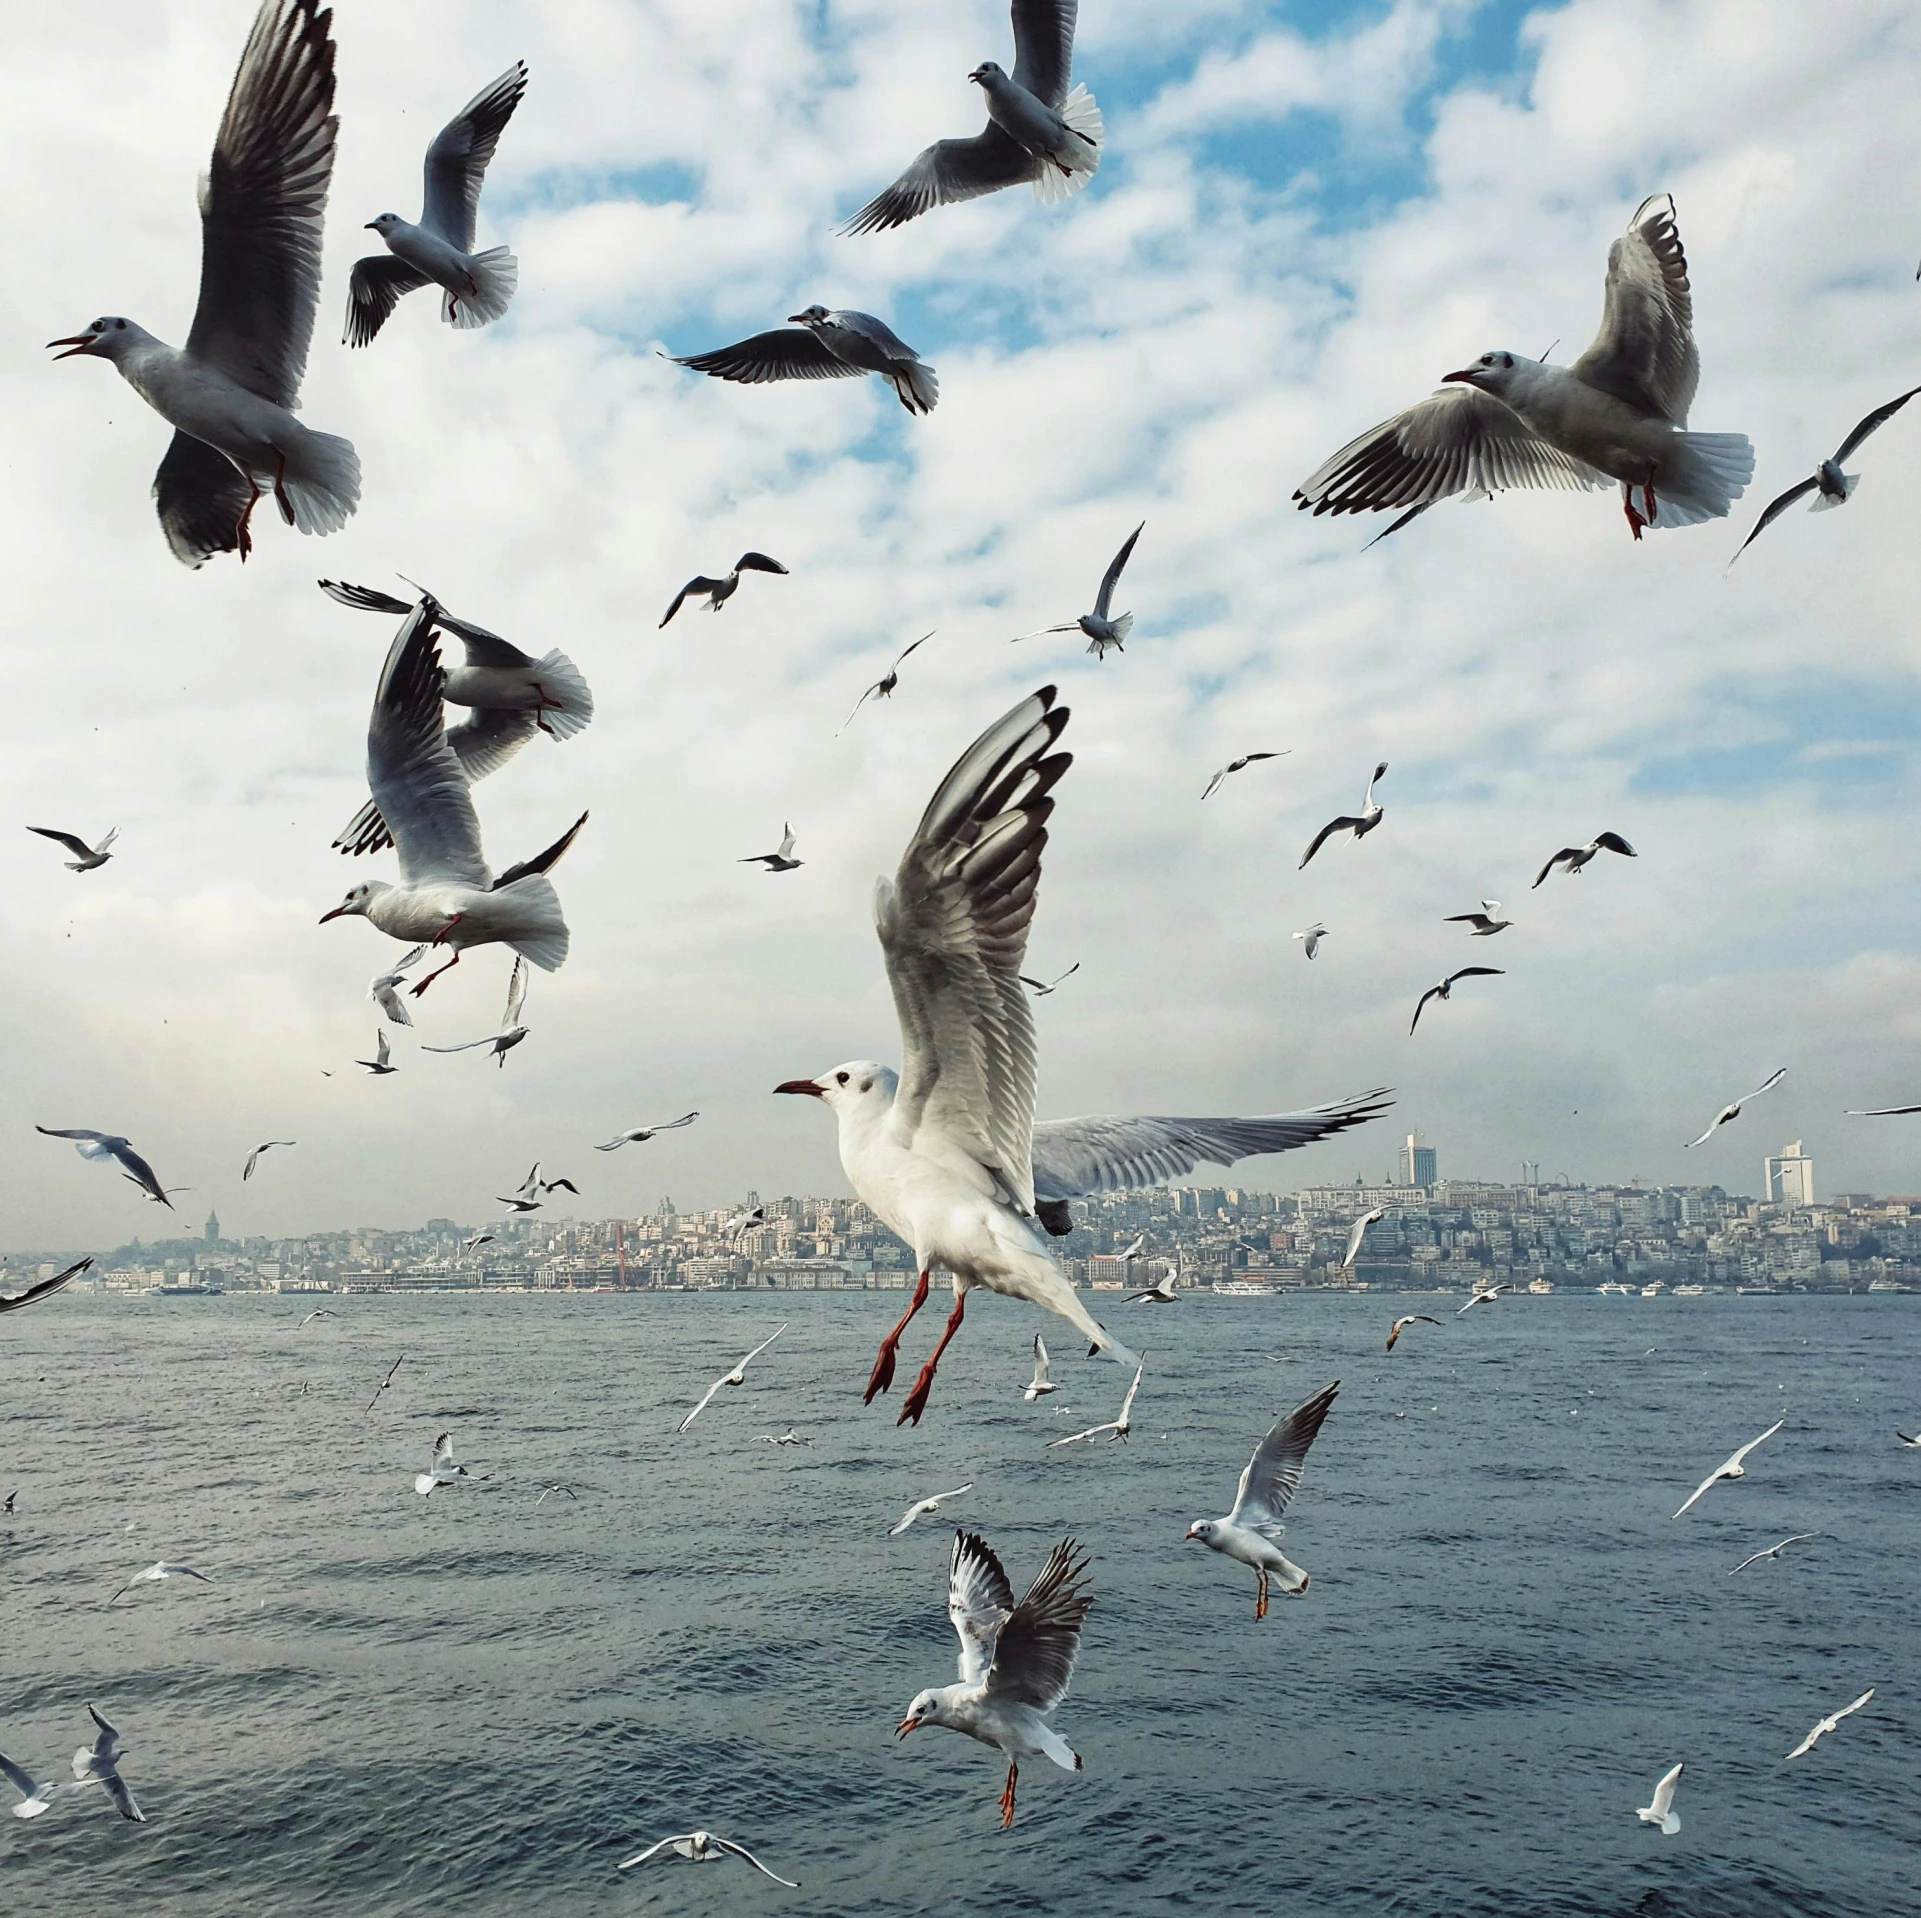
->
xmin=5 ymin=0 xmax=1921 ymax=1250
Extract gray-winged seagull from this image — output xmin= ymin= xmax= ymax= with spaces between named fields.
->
xmin=659 ymin=553 xmax=790 ymax=627
xmin=1683 ymin=1068 xmax=1786 ymax=1149
xmin=1410 ymin=967 xmax=1504 ymax=1034
xmin=241 ymin=1140 xmax=295 ymax=1180
xmin=1731 ymin=385 xmax=1921 ymax=563
xmin=356 ymin=1029 xmax=398 ymax=1074
xmin=1534 ymin=832 xmax=1635 ymax=887
xmin=27 ymin=827 xmax=118 ymax=872
xmin=70 ymin=1706 xmax=144 ymax=1822
xmin=889 ymin=1484 xmax=974 ymax=1535
xmin=741 ymin=824 xmax=803 ymax=872
xmin=1202 ymin=751 xmax=1288 ymax=800
xmin=1014 ymin=522 xmax=1143 ymax=659
xmin=1784 ymin=1689 xmax=1873 ymax=1761
xmin=677 ymin=1326 xmax=787 ymax=1433
xmin=597 ymin=1113 xmax=699 ymax=1150
xmin=841 ymin=632 xmax=936 ymax=732
xmin=1300 ymin=763 xmax=1387 ymax=868
xmin=1444 ymin=900 xmax=1510 ymax=936
xmin=0 ymin=1258 xmax=93 ymax=1316
xmin=617 ymin=1832 xmax=798 ymax=1886
xmin=423 ymin=955 xmax=529 ymax=1067
xmin=109 ymin=1562 xmax=216 ymax=1605
xmin=1672 ymin=1418 xmax=1783 ymax=1517
xmin=35 ymin=1129 xmax=174 ymax=1209
xmin=673 ymin=307 xmax=938 ymax=415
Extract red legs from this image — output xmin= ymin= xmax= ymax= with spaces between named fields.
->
xmin=234 ymin=479 xmax=262 ymax=560
xmin=1621 ymin=483 xmax=1647 ymax=541
xmin=410 ymin=921 xmax=465 ymax=997
xmin=865 ymin=1268 xmax=929 ymax=1403
xmin=272 ymin=448 xmax=295 ymax=526
xmin=898 ymin=1292 xmax=967 ymax=1427
xmin=1255 ymin=1570 xmax=1270 ymax=1621
xmin=1642 ymin=478 xmax=1658 ymax=525
xmin=431 ymin=913 xmax=466 ymax=946
xmin=531 ymin=682 xmax=564 ymax=738
xmin=998 ymin=1760 xmax=1019 ymax=1830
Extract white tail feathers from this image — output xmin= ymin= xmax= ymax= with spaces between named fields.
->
xmin=1810 ymin=472 xmax=1858 ymax=512
xmin=1650 ymin=431 xmax=1754 ymax=527
xmin=444 ymin=246 xmax=518 ymax=330
xmin=1032 ymin=86 xmax=1103 ymax=205
xmin=1110 ymin=611 xmax=1135 ymax=642
xmin=892 ymin=360 xmax=940 ymax=416
xmin=531 ymin=649 xmax=594 ymax=738
xmin=501 ymin=872 xmax=569 ymax=972
xmin=279 ymin=428 xmax=361 ymax=536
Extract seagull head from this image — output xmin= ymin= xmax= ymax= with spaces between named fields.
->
xmin=968 ymin=60 xmax=1005 ymax=88
xmin=896 ymin=1689 xmax=944 ymax=1737
xmin=774 ymin=1061 xmax=895 ymax=1118
xmin=787 ymin=304 xmax=832 ymax=329
xmin=319 ymin=881 xmax=383 ymax=924
xmin=365 ymin=212 xmax=403 ymax=234
xmin=1443 ymin=350 xmax=1522 ymax=394
xmin=48 ymin=316 xmax=144 ymax=362
xmin=1184 ymin=1519 xmax=1218 ymax=1544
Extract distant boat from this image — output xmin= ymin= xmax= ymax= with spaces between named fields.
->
xmin=1596 ymin=1281 xmax=1633 ymax=1295
xmin=153 ymin=1282 xmax=220 ymax=1297
xmin=1673 ymin=1283 xmax=1706 ymax=1296
xmin=1639 ymin=1280 xmax=1665 ymax=1297
xmin=1527 ymin=1278 xmax=1553 ymax=1294
xmin=1212 ymin=1280 xmax=1280 ymax=1298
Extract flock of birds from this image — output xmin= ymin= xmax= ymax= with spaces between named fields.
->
xmin=8 ymin=0 xmax=1912 ymax=1888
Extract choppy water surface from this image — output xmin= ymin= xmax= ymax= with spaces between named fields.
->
xmin=3 ymin=1289 xmax=1916 ymax=1915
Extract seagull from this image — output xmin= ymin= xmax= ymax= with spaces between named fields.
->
xmin=1386 ymin=1313 xmax=1440 ymax=1351
xmin=35 ymin=1128 xmax=174 ymax=1209
xmin=108 ymin=1562 xmax=215 ymax=1605
xmin=423 ymin=955 xmax=530 ymax=1067
xmin=318 ymin=603 xmax=589 ymax=995
xmin=356 ymin=1029 xmax=398 ymax=1074
xmin=242 ymin=1140 xmax=295 ymax=1181
xmin=1410 ymin=967 xmax=1505 ymax=1034
xmin=617 ymin=1833 xmax=798 ymax=1887
xmin=369 ymin=945 xmax=427 ymax=1025
xmin=321 ymin=583 xmax=594 ymax=857
xmin=1729 ymin=1533 xmax=1817 ymax=1575
xmin=1013 ymin=523 xmax=1143 ymax=659
xmin=366 ymin=1355 xmax=405 ymax=1412
xmin=658 ymin=553 xmax=790 ymax=628
xmin=1294 ymin=924 xmax=1327 ymax=961
xmin=1730 ymin=386 xmax=1921 ymax=562
xmin=1341 ymin=1208 xmax=1385 ymax=1269
xmin=1683 ymin=1068 xmax=1786 ymax=1149
xmin=897 ymin=1531 xmax=1091 ymax=1829
xmin=1533 ymin=832 xmax=1636 ymax=887
xmin=496 ymin=1194 xmax=543 ymax=1214
xmin=1899 ymin=1430 xmax=1921 ymax=1449
xmin=464 ymin=1231 xmax=495 ymax=1252
xmin=1299 ymin=762 xmax=1387 ymax=869
xmin=1848 ymin=1104 xmax=1921 ymax=1117
xmin=1201 ymin=752 xmax=1289 ymax=801
xmin=1672 ymin=1418 xmax=1784 ymax=1518
xmin=676 ymin=1326 xmax=787 ymax=1433
xmin=1047 ymin=1360 xmax=1143 ymax=1444
xmin=1115 ymin=1234 xmax=1147 ymax=1265
xmin=47 ymin=0 xmax=357 ymax=565
xmin=345 ymin=63 xmax=527 ymax=346
xmin=1635 ymin=1762 xmax=1683 ymax=1835
xmin=1185 ymin=1381 xmax=1339 ymax=1619
xmin=843 ymin=0 xmax=1102 ymax=234
xmin=840 ymin=632 xmax=936 ymax=732
xmin=1124 ymin=1260 xmax=1180 ymax=1305
xmin=1023 ymin=1332 xmax=1058 ymax=1400
xmin=296 ymin=1307 xmax=336 ymax=1327
xmin=515 ymin=1164 xmax=578 ymax=1200
xmin=672 ymin=306 xmax=938 ymax=415
xmin=773 ymin=686 xmax=1391 ymax=1422
xmin=1457 ymin=1283 xmax=1516 ymax=1316
xmin=740 ymin=824 xmax=802 ymax=872
xmin=756 ymin=1429 xmax=810 ymax=1447
xmin=1444 ymin=900 xmax=1511 ymax=936
xmin=415 ymin=1431 xmax=488 ymax=1496
xmin=1294 ymin=195 xmax=1752 ymax=541
xmin=1 ymin=1749 xmax=84 ymax=1821
xmin=2 ymin=1492 xmax=13 ymax=1514
xmin=27 ymin=827 xmax=118 ymax=872
xmin=889 ymin=1484 xmax=974 ymax=1536
xmin=70 ymin=1706 xmax=144 ymax=1822
xmin=0 ymin=1257 xmax=92 ymax=1316
xmin=1784 ymin=1689 xmax=1874 ymax=1761
xmin=534 ymin=1483 xmax=578 ymax=1504
xmin=724 ymin=1205 xmax=767 ymax=1236
xmin=1019 ymin=962 xmax=1080 ymax=996
xmin=596 ymin=1113 xmax=700 ymax=1150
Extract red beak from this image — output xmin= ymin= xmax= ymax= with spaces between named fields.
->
xmin=317 ymin=905 xmax=348 ymax=923
xmin=47 ymin=335 xmax=96 ymax=360
xmin=895 ymin=1717 xmax=918 ymax=1739
xmin=1441 ymin=368 xmax=1477 ymax=384
xmin=773 ymin=1079 xmax=824 ymax=1098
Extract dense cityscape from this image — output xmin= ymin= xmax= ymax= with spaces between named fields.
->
xmin=9 ymin=1134 xmax=1915 ymax=1298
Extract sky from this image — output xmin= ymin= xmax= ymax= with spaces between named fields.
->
xmin=5 ymin=0 xmax=1921 ymax=1252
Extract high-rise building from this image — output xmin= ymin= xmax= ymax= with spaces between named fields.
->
xmin=1399 ymin=1133 xmax=1437 ymax=1189
xmin=1764 ymin=1141 xmax=1814 ymax=1206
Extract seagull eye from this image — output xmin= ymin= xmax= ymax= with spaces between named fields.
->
xmin=1480 ymin=353 xmax=1494 ymax=366
xmin=836 ymin=1071 xmax=850 ymax=1086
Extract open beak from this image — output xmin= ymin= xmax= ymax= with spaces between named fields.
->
xmin=364 ymin=221 xmax=380 ymax=230
xmin=895 ymin=1717 xmax=919 ymax=1739
xmin=786 ymin=313 xmax=809 ymax=325
xmin=317 ymin=905 xmax=348 ymax=923
xmin=47 ymin=335 xmax=96 ymax=360
xmin=1440 ymin=368 xmax=1477 ymax=384
xmin=773 ymin=1079 xmax=825 ymax=1098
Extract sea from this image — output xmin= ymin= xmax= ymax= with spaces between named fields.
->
xmin=2 ymin=1287 xmax=1915 ymax=1916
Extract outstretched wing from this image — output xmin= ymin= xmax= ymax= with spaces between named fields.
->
xmin=421 ymin=62 xmax=528 ymax=251
xmin=1091 ymin=522 xmax=1144 ymax=620
xmin=1569 ymin=194 xmax=1698 ymax=423
xmin=1728 ymin=477 xmax=1818 ymax=562
xmin=844 ymin=128 xmax=1037 ymax=232
xmin=1834 ymin=385 xmax=1921 ymax=463
xmin=1228 ymin=1381 xmax=1339 ymax=1539
xmin=672 ymin=329 xmax=861 ymax=386
xmin=0 ymin=1256 xmax=92 ymax=1315
xmin=984 ymin=1537 xmax=1092 ymax=1709
xmin=1300 ymin=813 xmax=1363 ymax=869
xmin=344 ymin=254 xmax=431 ymax=348
xmin=1532 ymin=849 xmax=1577 ymax=888
xmin=712 ymin=1838 xmax=799 ymax=1889
xmin=948 ymin=1530 xmax=1015 ymax=1685
xmin=153 ymin=429 xmax=255 ymax=568
xmin=1011 ymin=0 xmax=1079 ymax=107
xmin=27 ymin=827 xmax=94 ymax=859
xmin=443 ymin=705 xmax=540 ymax=786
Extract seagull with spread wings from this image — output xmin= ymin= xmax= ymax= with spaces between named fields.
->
xmin=676 ymin=1326 xmax=787 ymax=1434
xmin=673 ymin=307 xmax=938 ymax=415
xmin=1386 ymin=1312 xmax=1439 ymax=1350
xmin=1294 ymin=923 xmax=1328 ymax=961
xmin=889 ymin=1484 xmax=974 ymax=1536
xmin=1848 ymin=1102 xmax=1921 ymax=1117
xmin=1683 ymin=1068 xmax=1786 ymax=1149
xmin=35 ymin=1128 xmax=175 ymax=1209
xmin=356 ymin=1029 xmax=398 ymax=1074
xmin=366 ymin=1355 xmax=405 ymax=1412
xmin=1019 ymin=962 xmax=1080 ymax=996
xmin=659 ymin=553 xmax=790 ymax=627
xmin=47 ymin=0 xmax=357 ymax=564
xmin=1341 ymin=1208 xmax=1385 ymax=1269
xmin=1729 ymin=1533 xmax=1817 ymax=1575
xmin=840 ymin=632 xmax=936 ymax=732
xmin=1444 ymin=900 xmax=1510 ymax=936
xmin=0 ymin=1258 xmax=92 ymax=1316
xmin=617 ymin=1832 xmax=798 ymax=1886
xmin=1410 ymin=967 xmax=1505 ymax=1035
xmin=1533 ymin=831 xmax=1635 ymax=887
xmin=1295 ymin=195 xmax=1751 ymax=541
xmin=1300 ymin=762 xmax=1387 ymax=869
xmin=1635 ymin=1762 xmax=1684 ymax=1835
xmin=897 ymin=1532 xmax=1092 ymax=1828
xmin=27 ymin=826 xmax=118 ymax=872
xmin=1784 ymin=1689 xmax=1874 ymax=1761
xmin=1457 ymin=1282 xmax=1516 ymax=1316
xmin=1731 ymin=385 xmax=1921 ymax=563
xmin=1186 ymin=1381 xmax=1339 ymax=1618
xmin=1672 ymin=1418 xmax=1784 ymax=1517
xmin=108 ymin=1562 xmax=216 ymax=1605
xmin=345 ymin=63 xmax=526 ymax=346
xmin=597 ymin=1112 xmax=699 ymax=1150
xmin=1013 ymin=523 xmax=1143 ymax=659
xmin=1202 ymin=751 xmax=1289 ymax=801
xmin=1047 ymin=1360 xmax=1144 ymax=1445
xmin=414 ymin=1431 xmax=489 ymax=1496
xmin=369 ymin=946 xmax=427 ymax=1025
xmin=242 ymin=1140 xmax=295 ymax=1181
xmin=423 ymin=955 xmax=530 ymax=1067
xmin=1023 ymin=1332 xmax=1058 ymax=1401
xmin=740 ymin=823 xmax=803 ymax=873
xmin=1124 ymin=1257 xmax=1181 ymax=1305
xmin=69 ymin=1706 xmax=144 ymax=1823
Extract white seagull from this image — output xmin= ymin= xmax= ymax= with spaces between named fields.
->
xmin=1294 ymin=923 xmax=1327 ymax=960
xmin=597 ymin=1113 xmax=700 ymax=1150
xmin=659 ymin=553 xmax=790 ymax=628
xmin=840 ymin=631 xmax=936 ymax=733
xmin=1672 ymin=1418 xmax=1784 ymax=1518
xmin=1124 ymin=1255 xmax=1181 ymax=1304
xmin=617 ymin=1832 xmax=798 ymax=1886
xmin=423 ymin=955 xmax=530 ymax=1068
xmin=1014 ymin=522 xmax=1143 ymax=659
xmin=345 ymin=63 xmax=527 ymax=347
xmin=1682 ymin=1068 xmax=1786 ymax=1149
xmin=1457 ymin=1282 xmax=1516 ymax=1316
xmin=896 ymin=1531 xmax=1092 ymax=1829
xmin=1047 ymin=1359 xmax=1143 ymax=1445
xmin=774 ymin=686 xmax=1390 ymax=1423
xmin=48 ymin=0 xmax=357 ymax=565
xmin=366 ymin=1355 xmax=405 ymax=1411
xmin=1202 ymin=751 xmax=1289 ymax=801
xmin=0 ymin=1257 xmax=93 ymax=1316
xmin=1898 ymin=1429 xmax=1921 ymax=1449
xmin=369 ymin=945 xmax=427 ymax=1025
xmin=1018 ymin=962 xmax=1080 ymax=996
xmin=1411 ymin=967 xmax=1505 ymax=1034
xmin=242 ymin=1140 xmax=295 ymax=1181
xmin=1386 ymin=1312 xmax=1440 ymax=1351
xmin=677 ymin=1326 xmax=787 ymax=1434
xmin=464 ymin=1231 xmax=494 ymax=1252
xmin=1635 ymin=1762 xmax=1683 ymax=1834
xmin=1784 ymin=1689 xmax=1874 ymax=1761
xmin=1848 ymin=1104 xmax=1921 ymax=1118
xmin=70 ymin=1706 xmax=144 ymax=1823
xmin=889 ymin=1484 xmax=974 ymax=1536
xmin=356 ymin=1029 xmax=398 ymax=1075
xmin=673 ymin=307 xmax=938 ymax=416
xmin=741 ymin=824 xmax=803 ymax=872
xmin=1294 ymin=195 xmax=1752 ymax=542
xmin=414 ymin=1431 xmax=489 ymax=1496
xmin=1533 ymin=832 xmax=1636 ymax=887
xmin=1 ymin=1749 xmax=84 ymax=1821
xmin=27 ymin=826 xmax=118 ymax=872
xmin=1731 ymin=385 xmax=1921 ymax=563
xmin=1185 ymin=1381 xmax=1339 ymax=1619
xmin=1443 ymin=900 xmax=1510 ymax=936
xmin=109 ymin=1562 xmax=216 ymax=1605
xmin=35 ymin=1127 xmax=175 ymax=1209
xmin=1729 ymin=1533 xmax=1816 ymax=1575
xmin=318 ymin=603 xmax=588 ymax=996
xmin=756 ymin=1429 xmax=809 ymax=1447
xmin=296 ymin=1307 xmax=336 ymax=1327
xmin=1299 ymin=762 xmax=1387 ymax=869
xmin=1023 ymin=1332 xmax=1058 ymax=1401
xmin=724 ymin=1205 xmax=767 ymax=1237
xmin=1341 ymin=1207 xmax=1386 ymax=1269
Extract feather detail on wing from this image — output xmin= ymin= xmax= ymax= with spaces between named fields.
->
xmin=985 ymin=1537 xmax=1092 ymax=1709
xmin=948 ymin=1530 xmax=1015 ymax=1686
xmin=1229 ymin=1381 xmax=1339 ymax=1540
xmin=1569 ymin=193 xmax=1698 ymax=424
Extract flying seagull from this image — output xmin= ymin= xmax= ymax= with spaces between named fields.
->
xmin=356 ymin=1029 xmax=398 ymax=1074
xmin=1899 ymin=1430 xmax=1921 ymax=1449
xmin=775 ymin=685 xmax=1391 ymax=1422
xmin=1185 ymin=1381 xmax=1339 ymax=1619
xmin=740 ymin=824 xmax=802 ymax=872
xmin=1410 ymin=967 xmax=1505 ymax=1034
xmin=1729 ymin=1533 xmax=1817 ymax=1575
xmin=1533 ymin=832 xmax=1636 ymax=887
xmin=617 ymin=1833 xmax=798 ymax=1887
xmin=48 ymin=0 xmax=357 ymax=565
xmin=1294 ymin=195 xmax=1752 ymax=541
xmin=1201 ymin=751 xmax=1289 ymax=801
xmin=672 ymin=306 xmax=938 ymax=415
xmin=1300 ymin=763 xmax=1387 ymax=869
xmin=1125 ymin=1254 xmax=1181 ymax=1304
xmin=369 ymin=945 xmax=427 ymax=1025
xmin=1 ymin=1749 xmax=83 ymax=1821
xmin=35 ymin=1129 xmax=174 ymax=1209
xmin=1672 ymin=1418 xmax=1784 ymax=1518
xmin=840 ymin=631 xmax=936 ymax=733
xmin=724 ymin=1205 xmax=767 ymax=1236
xmin=756 ymin=1429 xmax=809 ymax=1447
xmin=659 ymin=553 xmax=790 ymax=628
xmin=1386 ymin=1313 xmax=1440 ymax=1351
xmin=1730 ymin=385 xmax=1921 ymax=563
xmin=897 ymin=1531 xmax=1092 ymax=1829
xmin=422 ymin=955 xmax=529 ymax=1067
xmin=1047 ymin=1359 xmax=1144 ymax=1445
xmin=464 ymin=1231 xmax=494 ymax=1251
xmin=1457 ymin=1282 xmax=1516 ymax=1316
xmin=108 ymin=1562 xmax=215 ymax=1605
xmin=0 ymin=1257 xmax=92 ymax=1316
xmin=1683 ymin=1068 xmax=1786 ymax=1149
xmin=345 ymin=63 xmax=527 ymax=347
xmin=242 ymin=1140 xmax=295 ymax=1181
xmin=496 ymin=1193 xmax=542 ymax=1214
xmin=889 ymin=1483 xmax=974 ymax=1536
xmin=534 ymin=1483 xmax=578 ymax=1504
xmin=1635 ymin=1762 xmax=1683 ymax=1835
xmin=676 ymin=1326 xmax=787 ymax=1433
xmin=1024 ymin=1331 xmax=1058 ymax=1401
xmin=69 ymin=1706 xmax=144 ymax=1823
xmin=1444 ymin=900 xmax=1510 ymax=936
xmin=27 ymin=827 xmax=118 ymax=872
xmin=1115 ymin=1234 xmax=1147 ymax=1265
xmin=597 ymin=1113 xmax=699 ymax=1150
xmin=318 ymin=603 xmax=588 ymax=995
xmin=1014 ymin=522 xmax=1143 ymax=659
xmin=1341 ymin=1208 xmax=1385 ymax=1269
xmin=1019 ymin=962 xmax=1080 ymax=996
xmin=296 ymin=1307 xmax=336 ymax=1327
xmin=1848 ymin=1103 xmax=1921 ymax=1117
xmin=1784 ymin=1689 xmax=1874 ymax=1761
xmin=1294 ymin=923 xmax=1327 ymax=960
xmin=366 ymin=1355 xmax=405 ymax=1412
xmin=415 ymin=1431 xmax=489 ymax=1496
xmin=843 ymin=0 xmax=1102 ymax=234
